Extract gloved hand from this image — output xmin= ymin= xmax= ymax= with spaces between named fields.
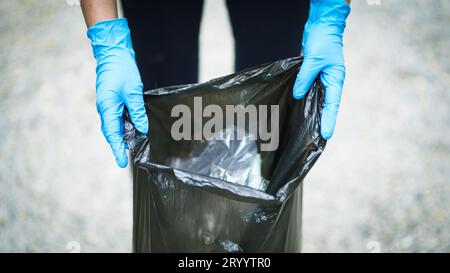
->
xmin=87 ymin=18 xmax=148 ymax=168
xmin=293 ymin=0 xmax=351 ymax=140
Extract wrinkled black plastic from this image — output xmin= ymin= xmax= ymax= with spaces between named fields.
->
xmin=124 ymin=57 xmax=326 ymax=253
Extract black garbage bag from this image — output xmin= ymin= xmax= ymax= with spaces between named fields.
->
xmin=124 ymin=57 xmax=326 ymax=253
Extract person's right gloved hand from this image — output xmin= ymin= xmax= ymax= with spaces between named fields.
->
xmin=87 ymin=18 xmax=148 ymax=168
xmin=293 ymin=0 xmax=351 ymax=140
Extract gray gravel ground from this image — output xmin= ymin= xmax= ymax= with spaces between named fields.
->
xmin=0 ymin=0 xmax=449 ymax=252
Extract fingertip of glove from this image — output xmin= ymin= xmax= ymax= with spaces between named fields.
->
xmin=292 ymin=79 xmax=307 ymax=100
xmin=320 ymin=105 xmax=339 ymax=141
xmin=320 ymin=124 xmax=334 ymax=141
xmin=135 ymin=120 xmax=149 ymax=135
xmin=292 ymin=92 xmax=304 ymax=100
xmin=320 ymin=130 xmax=332 ymax=141
xmin=111 ymin=142 xmax=128 ymax=168
xmin=115 ymin=153 xmax=128 ymax=168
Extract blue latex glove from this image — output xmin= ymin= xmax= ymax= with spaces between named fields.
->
xmin=293 ymin=0 xmax=351 ymax=140
xmin=87 ymin=18 xmax=148 ymax=168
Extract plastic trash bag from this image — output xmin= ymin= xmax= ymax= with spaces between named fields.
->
xmin=124 ymin=57 xmax=326 ymax=253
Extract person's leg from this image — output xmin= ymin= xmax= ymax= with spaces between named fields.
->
xmin=226 ymin=0 xmax=309 ymax=71
xmin=121 ymin=0 xmax=204 ymax=89
xmin=226 ymin=0 xmax=310 ymax=252
xmin=121 ymin=1 xmax=203 ymax=252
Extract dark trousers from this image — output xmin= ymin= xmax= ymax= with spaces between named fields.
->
xmin=122 ymin=0 xmax=309 ymax=89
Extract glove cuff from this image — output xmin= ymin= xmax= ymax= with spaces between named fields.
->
xmin=307 ymin=0 xmax=351 ymax=29
xmin=87 ymin=18 xmax=134 ymax=60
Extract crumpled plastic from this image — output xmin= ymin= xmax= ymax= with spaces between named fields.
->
xmin=169 ymin=127 xmax=268 ymax=191
xmin=124 ymin=57 xmax=326 ymax=253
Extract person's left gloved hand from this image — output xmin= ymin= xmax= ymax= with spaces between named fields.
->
xmin=293 ymin=0 xmax=351 ymax=140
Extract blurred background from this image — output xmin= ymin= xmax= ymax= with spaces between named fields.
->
xmin=0 ymin=0 xmax=449 ymax=252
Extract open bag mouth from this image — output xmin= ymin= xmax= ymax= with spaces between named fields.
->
xmin=125 ymin=57 xmax=326 ymax=201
